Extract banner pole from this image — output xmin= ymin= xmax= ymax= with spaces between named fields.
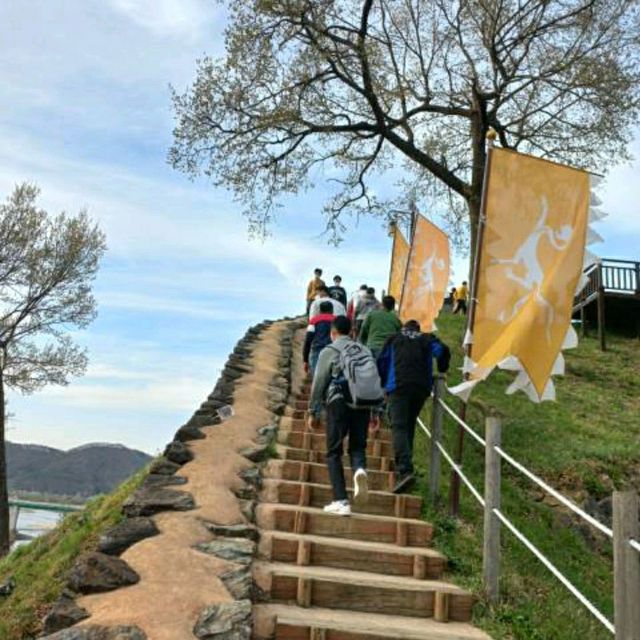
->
xmin=398 ymin=204 xmax=419 ymax=319
xmin=449 ymin=128 xmax=496 ymax=518
xmin=387 ymin=220 xmax=398 ymax=297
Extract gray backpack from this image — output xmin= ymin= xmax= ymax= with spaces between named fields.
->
xmin=332 ymin=341 xmax=384 ymax=408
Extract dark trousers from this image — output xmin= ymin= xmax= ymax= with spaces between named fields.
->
xmin=387 ymin=386 xmax=430 ymax=477
xmin=325 ymin=399 xmax=369 ymax=501
xmin=453 ymin=299 xmax=467 ymax=315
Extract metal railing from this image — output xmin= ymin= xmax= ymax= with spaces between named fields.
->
xmin=418 ymin=376 xmax=640 ymax=639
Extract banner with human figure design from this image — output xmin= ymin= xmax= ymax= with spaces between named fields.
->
xmin=387 ymin=224 xmax=410 ymax=302
xmin=450 ymin=147 xmax=602 ymax=403
xmin=399 ymin=214 xmax=450 ymax=332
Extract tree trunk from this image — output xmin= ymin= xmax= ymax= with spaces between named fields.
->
xmin=0 ymin=364 xmax=9 ymax=557
xmin=467 ymin=98 xmax=488 ymax=288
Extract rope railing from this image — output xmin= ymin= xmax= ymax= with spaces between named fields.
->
xmin=438 ymin=398 xmax=486 ymax=447
xmin=492 ymin=507 xmax=615 ymax=634
xmin=418 ymin=417 xmax=485 ymax=508
xmin=493 ymin=444 xmax=613 ymax=539
xmin=422 ymin=377 xmax=639 ymax=637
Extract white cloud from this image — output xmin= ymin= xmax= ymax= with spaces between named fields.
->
xmin=38 ymin=374 xmax=212 ymax=413
xmin=109 ymin=0 xmax=211 ymax=38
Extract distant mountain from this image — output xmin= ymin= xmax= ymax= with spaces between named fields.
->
xmin=7 ymin=441 xmax=152 ymax=498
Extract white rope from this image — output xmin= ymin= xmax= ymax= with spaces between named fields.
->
xmin=493 ymin=508 xmax=615 ymax=634
xmin=494 ymin=446 xmax=613 ymax=539
xmin=418 ymin=417 xmax=485 ymax=507
xmin=630 ymin=538 xmax=640 ymax=554
xmin=438 ymin=399 xmax=486 ymax=447
xmin=417 ymin=417 xmax=432 ymax=439
xmin=437 ymin=441 xmax=486 ymax=507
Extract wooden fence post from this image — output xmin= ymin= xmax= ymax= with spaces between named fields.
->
xmin=597 ymin=264 xmax=607 ymax=351
xmin=613 ymin=491 xmax=640 ymax=639
xmin=483 ymin=415 xmax=501 ymax=603
xmin=429 ymin=376 xmax=445 ymax=504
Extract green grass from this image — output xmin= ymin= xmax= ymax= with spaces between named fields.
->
xmin=412 ymin=313 xmax=639 ymax=640
xmin=0 ymin=468 xmax=147 ymax=640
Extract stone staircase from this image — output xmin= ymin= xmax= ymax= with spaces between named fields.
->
xmin=252 ymin=385 xmax=491 ymax=640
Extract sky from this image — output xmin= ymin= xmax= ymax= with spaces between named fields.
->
xmin=0 ymin=0 xmax=638 ymax=454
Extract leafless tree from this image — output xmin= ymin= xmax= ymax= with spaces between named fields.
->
xmin=0 ymin=184 xmax=106 ymax=555
xmin=170 ymin=0 xmax=640 ymax=255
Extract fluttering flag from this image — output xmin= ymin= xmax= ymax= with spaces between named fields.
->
xmin=399 ymin=214 xmax=450 ymax=332
xmin=450 ymin=147 xmax=603 ymax=403
xmin=388 ymin=224 xmax=410 ymax=302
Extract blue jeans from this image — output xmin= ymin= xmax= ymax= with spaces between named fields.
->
xmin=309 ymin=348 xmax=322 ymax=375
xmin=309 ymin=348 xmax=322 ymax=415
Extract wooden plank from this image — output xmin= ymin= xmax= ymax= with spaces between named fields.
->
xmin=266 ymin=574 xmax=474 ymax=621
xmin=264 ymin=480 xmax=422 ymax=519
xmin=268 ymin=536 xmax=443 ymax=578
xmin=613 ymin=491 xmax=640 ymax=639
xmin=274 ymin=460 xmax=394 ymax=491
xmin=297 ymin=540 xmax=312 ymax=566
xmin=296 ymin=577 xmax=312 ymax=607
xmin=434 ymin=592 xmax=450 ymax=623
xmin=282 ymin=447 xmax=394 ymax=471
xmin=270 ymin=508 xmax=433 ymax=547
xmin=483 ymin=416 xmax=501 ymax=603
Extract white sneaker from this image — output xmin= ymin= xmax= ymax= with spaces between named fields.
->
xmin=323 ymin=500 xmax=351 ymax=516
xmin=353 ymin=468 xmax=369 ymax=505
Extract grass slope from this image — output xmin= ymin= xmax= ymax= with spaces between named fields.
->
xmin=413 ymin=313 xmax=639 ymax=640
xmin=0 ymin=468 xmax=147 ymax=639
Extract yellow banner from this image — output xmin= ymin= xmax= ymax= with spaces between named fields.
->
xmin=388 ymin=225 xmax=410 ymax=302
xmin=458 ymin=147 xmax=591 ymax=401
xmin=399 ymin=215 xmax=450 ymax=332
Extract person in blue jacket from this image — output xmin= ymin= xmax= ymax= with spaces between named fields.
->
xmin=377 ymin=319 xmax=450 ymax=493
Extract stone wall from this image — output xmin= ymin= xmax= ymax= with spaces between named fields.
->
xmin=39 ymin=317 xmax=304 ymax=640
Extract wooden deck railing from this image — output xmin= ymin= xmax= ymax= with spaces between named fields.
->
xmin=576 ymin=259 xmax=640 ymax=306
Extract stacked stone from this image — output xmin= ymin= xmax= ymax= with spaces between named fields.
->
xmin=40 ymin=318 xmax=303 ymax=640
xmin=191 ymin=319 xmax=302 ymax=639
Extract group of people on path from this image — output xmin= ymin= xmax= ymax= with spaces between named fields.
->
xmin=303 ymin=268 xmax=451 ymax=516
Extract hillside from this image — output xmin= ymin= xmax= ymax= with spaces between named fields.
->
xmin=414 ymin=312 xmax=640 ymax=639
xmin=7 ymin=442 xmax=152 ymax=498
xmin=0 ymin=315 xmax=637 ymax=639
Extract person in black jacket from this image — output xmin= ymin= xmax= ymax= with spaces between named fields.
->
xmin=377 ymin=320 xmax=450 ymax=493
xmin=328 ymin=275 xmax=348 ymax=307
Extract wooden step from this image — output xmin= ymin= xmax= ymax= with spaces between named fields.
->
xmin=256 ymin=504 xmax=432 ymax=547
xmin=259 ymin=531 xmax=446 ymax=579
xmin=286 ymin=418 xmax=394 ymax=443
xmin=253 ymin=562 xmax=475 ymax=621
xmin=278 ymin=446 xmax=394 ymax=471
xmin=279 ymin=431 xmax=394 ymax=459
xmin=253 ymin=604 xmax=492 ymax=640
xmin=284 ymin=407 xmax=306 ymax=419
xmin=264 ymin=459 xmax=395 ymax=492
xmin=261 ymin=479 xmax=422 ymax=519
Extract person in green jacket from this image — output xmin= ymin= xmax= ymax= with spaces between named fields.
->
xmin=359 ymin=295 xmax=402 ymax=359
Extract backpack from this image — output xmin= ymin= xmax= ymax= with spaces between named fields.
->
xmin=331 ymin=341 xmax=384 ymax=408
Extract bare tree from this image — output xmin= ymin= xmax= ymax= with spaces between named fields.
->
xmin=170 ymin=0 xmax=640 ymax=255
xmin=0 ymin=184 xmax=107 ymax=555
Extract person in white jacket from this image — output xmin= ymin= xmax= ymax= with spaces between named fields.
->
xmin=309 ymin=286 xmax=346 ymax=317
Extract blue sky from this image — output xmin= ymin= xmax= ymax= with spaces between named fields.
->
xmin=0 ymin=0 xmax=638 ymax=454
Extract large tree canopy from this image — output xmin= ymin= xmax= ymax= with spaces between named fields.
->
xmin=170 ymin=0 xmax=640 ymax=250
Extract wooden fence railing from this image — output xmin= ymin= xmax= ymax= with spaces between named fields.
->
xmin=420 ymin=376 xmax=640 ymax=639
xmin=573 ymin=258 xmax=640 ymax=351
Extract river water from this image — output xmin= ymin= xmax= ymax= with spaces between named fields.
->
xmin=12 ymin=509 xmax=62 ymax=549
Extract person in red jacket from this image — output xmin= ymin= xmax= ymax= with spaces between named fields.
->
xmin=303 ymin=300 xmax=335 ymax=375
